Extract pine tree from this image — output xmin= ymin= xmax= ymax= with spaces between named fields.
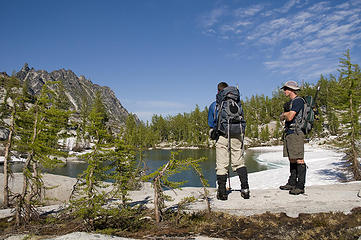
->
xmin=189 ymin=105 xmax=204 ymax=145
xmin=70 ymin=91 xmax=140 ymax=228
xmin=151 ymin=115 xmax=168 ymax=142
xmin=108 ymin=137 xmax=138 ymax=205
xmin=260 ymin=125 xmax=270 ymax=142
xmin=70 ymin=91 xmax=111 ymax=227
xmin=334 ymin=50 xmax=361 ymax=179
xmin=14 ymin=80 xmax=70 ymax=225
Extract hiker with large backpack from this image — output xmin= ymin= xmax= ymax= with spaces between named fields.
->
xmin=279 ymin=81 xmax=307 ymax=195
xmin=208 ymin=82 xmax=249 ymax=200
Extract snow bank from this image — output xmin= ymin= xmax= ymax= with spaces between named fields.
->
xmin=229 ymin=144 xmax=347 ymax=190
xmin=0 ymin=156 xmax=26 ymax=163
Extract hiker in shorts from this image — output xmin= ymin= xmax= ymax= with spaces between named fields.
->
xmin=279 ymin=81 xmax=306 ymax=195
xmin=208 ymin=82 xmax=249 ymax=200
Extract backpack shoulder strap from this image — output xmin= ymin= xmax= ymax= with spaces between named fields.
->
xmin=216 ymin=101 xmax=224 ymax=131
xmin=289 ymin=96 xmax=304 ymax=110
xmin=214 ymin=103 xmax=219 ymax=123
xmin=289 ymin=96 xmax=307 ymax=133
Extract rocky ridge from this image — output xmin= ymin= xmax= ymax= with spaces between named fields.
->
xmin=12 ymin=63 xmax=136 ymax=125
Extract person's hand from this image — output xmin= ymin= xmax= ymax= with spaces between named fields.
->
xmin=283 ymin=101 xmax=291 ymax=112
xmin=209 ymin=129 xmax=219 ymax=140
xmin=209 ymin=129 xmax=213 ymax=137
xmin=280 ymin=113 xmax=286 ymax=121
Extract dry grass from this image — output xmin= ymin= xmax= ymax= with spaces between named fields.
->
xmin=1 ymin=207 xmax=360 ymax=239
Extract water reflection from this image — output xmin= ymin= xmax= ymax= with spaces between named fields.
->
xmin=141 ymin=149 xmax=266 ymax=187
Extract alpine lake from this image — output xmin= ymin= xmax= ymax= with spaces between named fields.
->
xmin=1 ymin=149 xmax=267 ymax=187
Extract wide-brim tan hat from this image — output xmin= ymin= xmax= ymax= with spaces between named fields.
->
xmin=281 ymin=81 xmax=300 ymax=91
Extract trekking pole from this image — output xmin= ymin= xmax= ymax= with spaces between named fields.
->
xmin=227 ymin=119 xmax=232 ymax=191
xmin=240 ymin=120 xmax=245 ymax=158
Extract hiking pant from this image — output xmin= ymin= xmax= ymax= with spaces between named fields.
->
xmin=216 ymin=135 xmax=245 ymax=175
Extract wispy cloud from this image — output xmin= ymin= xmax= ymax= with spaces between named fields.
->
xmin=199 ymin=6 xmax=228 ymax=34
xmin=234 ymin=4 xmax=265 ymax=17
xmin=200 ymin=0 xmax=361 ymax=81
xmin=278 ymin=0 xmax=303 ymax=13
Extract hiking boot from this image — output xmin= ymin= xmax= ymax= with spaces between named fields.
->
xmin=296 ymin=163 xmax=306 ymax=190
xmin=289 ymin=188 xmax=305 ymax=195
xmin=279 ymin=184 xmax=296 ymax=190
xmin=217 ymin=175 xmax=228 ymax=201
xmin=241 ymin=189 xmax=250 ymax=199
xmin=217 ymin=191 xmax=228 ymax=200
xmin=236 ymin=167 xmax=249 ymax=190
xmin=280 ymin=163 xmax=297 ymax=191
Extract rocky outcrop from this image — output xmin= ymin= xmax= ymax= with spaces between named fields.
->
xmin=14 ymin=63 xmax=137 ymax=125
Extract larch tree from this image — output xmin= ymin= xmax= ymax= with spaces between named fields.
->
xmin=70 ymin=91 xmax=139 ymax=229
xmin=145 ymin=151 xmax=205 ymax=223
xmin=70 ymin=91 xmax=111 ymax=228
xmin=14 ymin=80 xmax=70 ymax=225
xmin=334 ymin=50 xmax=361 ymax=180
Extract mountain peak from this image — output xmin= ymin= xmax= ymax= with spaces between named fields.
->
xmin=21 ymin=63 xmax=30 ymax=72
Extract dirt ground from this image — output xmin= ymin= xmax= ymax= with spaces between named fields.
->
xmin=0 ymin=207 xmax=360 ymax=239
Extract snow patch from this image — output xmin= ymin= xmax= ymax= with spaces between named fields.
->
xmin=228 ymin=144 xmax=347 ymax=190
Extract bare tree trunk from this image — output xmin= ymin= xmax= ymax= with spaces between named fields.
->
xmin=16 ymin=108 xmax=39 ymax=225
xmin=87 ymin=148 xmax=97 ymax=205
xmin=193 ymin=167 xmax=211 ymax=214
xmin=153 ymin=161 xmax=170 ymax=223
xmin=15 ymin=152 xmax=32 ymax=226
xmin=88 ymin=168 xmax=94 ymax=204
xmin=154 ymin=178 xmax=160 ymax=223
xmin=3 ymin=131 xmax=12 ymax=207
xmin=32 ymin=161 xmax=43 ymax=201
xmin=15 ymin=194 xmax=22 ymax=225
xmin=349 ymin=94 xmax=361 ymax=180
xmin=3 ymin=107 xmax=15 ymax=207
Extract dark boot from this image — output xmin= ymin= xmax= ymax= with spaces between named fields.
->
xmin=236 ymin=167 xmax=250 ymax=199
xmin=217 ymin=175 xmax=228 ymax=200
xmin=280 ymin=163 xmax=297 ymax=190
xmin=240 ymin=189 xmax=250 ymax=199
xmin=290 ymin=164 xmax=306 ymax=195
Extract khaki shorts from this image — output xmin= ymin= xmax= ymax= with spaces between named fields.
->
xmin=283 ymin=132 xmax=304 ymax=159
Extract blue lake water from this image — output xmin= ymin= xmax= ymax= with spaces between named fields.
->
xmin=1 ymin=149 xmax=267 ymax=187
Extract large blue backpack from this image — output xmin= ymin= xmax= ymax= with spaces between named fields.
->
xmin=216 ymin=86 xmax=245 ymax=137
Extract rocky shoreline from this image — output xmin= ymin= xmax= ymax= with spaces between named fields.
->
xmin=1 ymin=172 xmax=360 ymax=240
xmin=1 ymin=173 xmax=360 ymax=218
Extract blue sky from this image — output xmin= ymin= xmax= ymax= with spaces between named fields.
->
xmin=1 ymin=0 xmax=361 ymax=122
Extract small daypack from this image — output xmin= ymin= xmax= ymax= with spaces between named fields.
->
xmin=216 ymin=86 xmax=245 ymax=137
xmin=290 ymin=96 xmax=316 ymax=134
